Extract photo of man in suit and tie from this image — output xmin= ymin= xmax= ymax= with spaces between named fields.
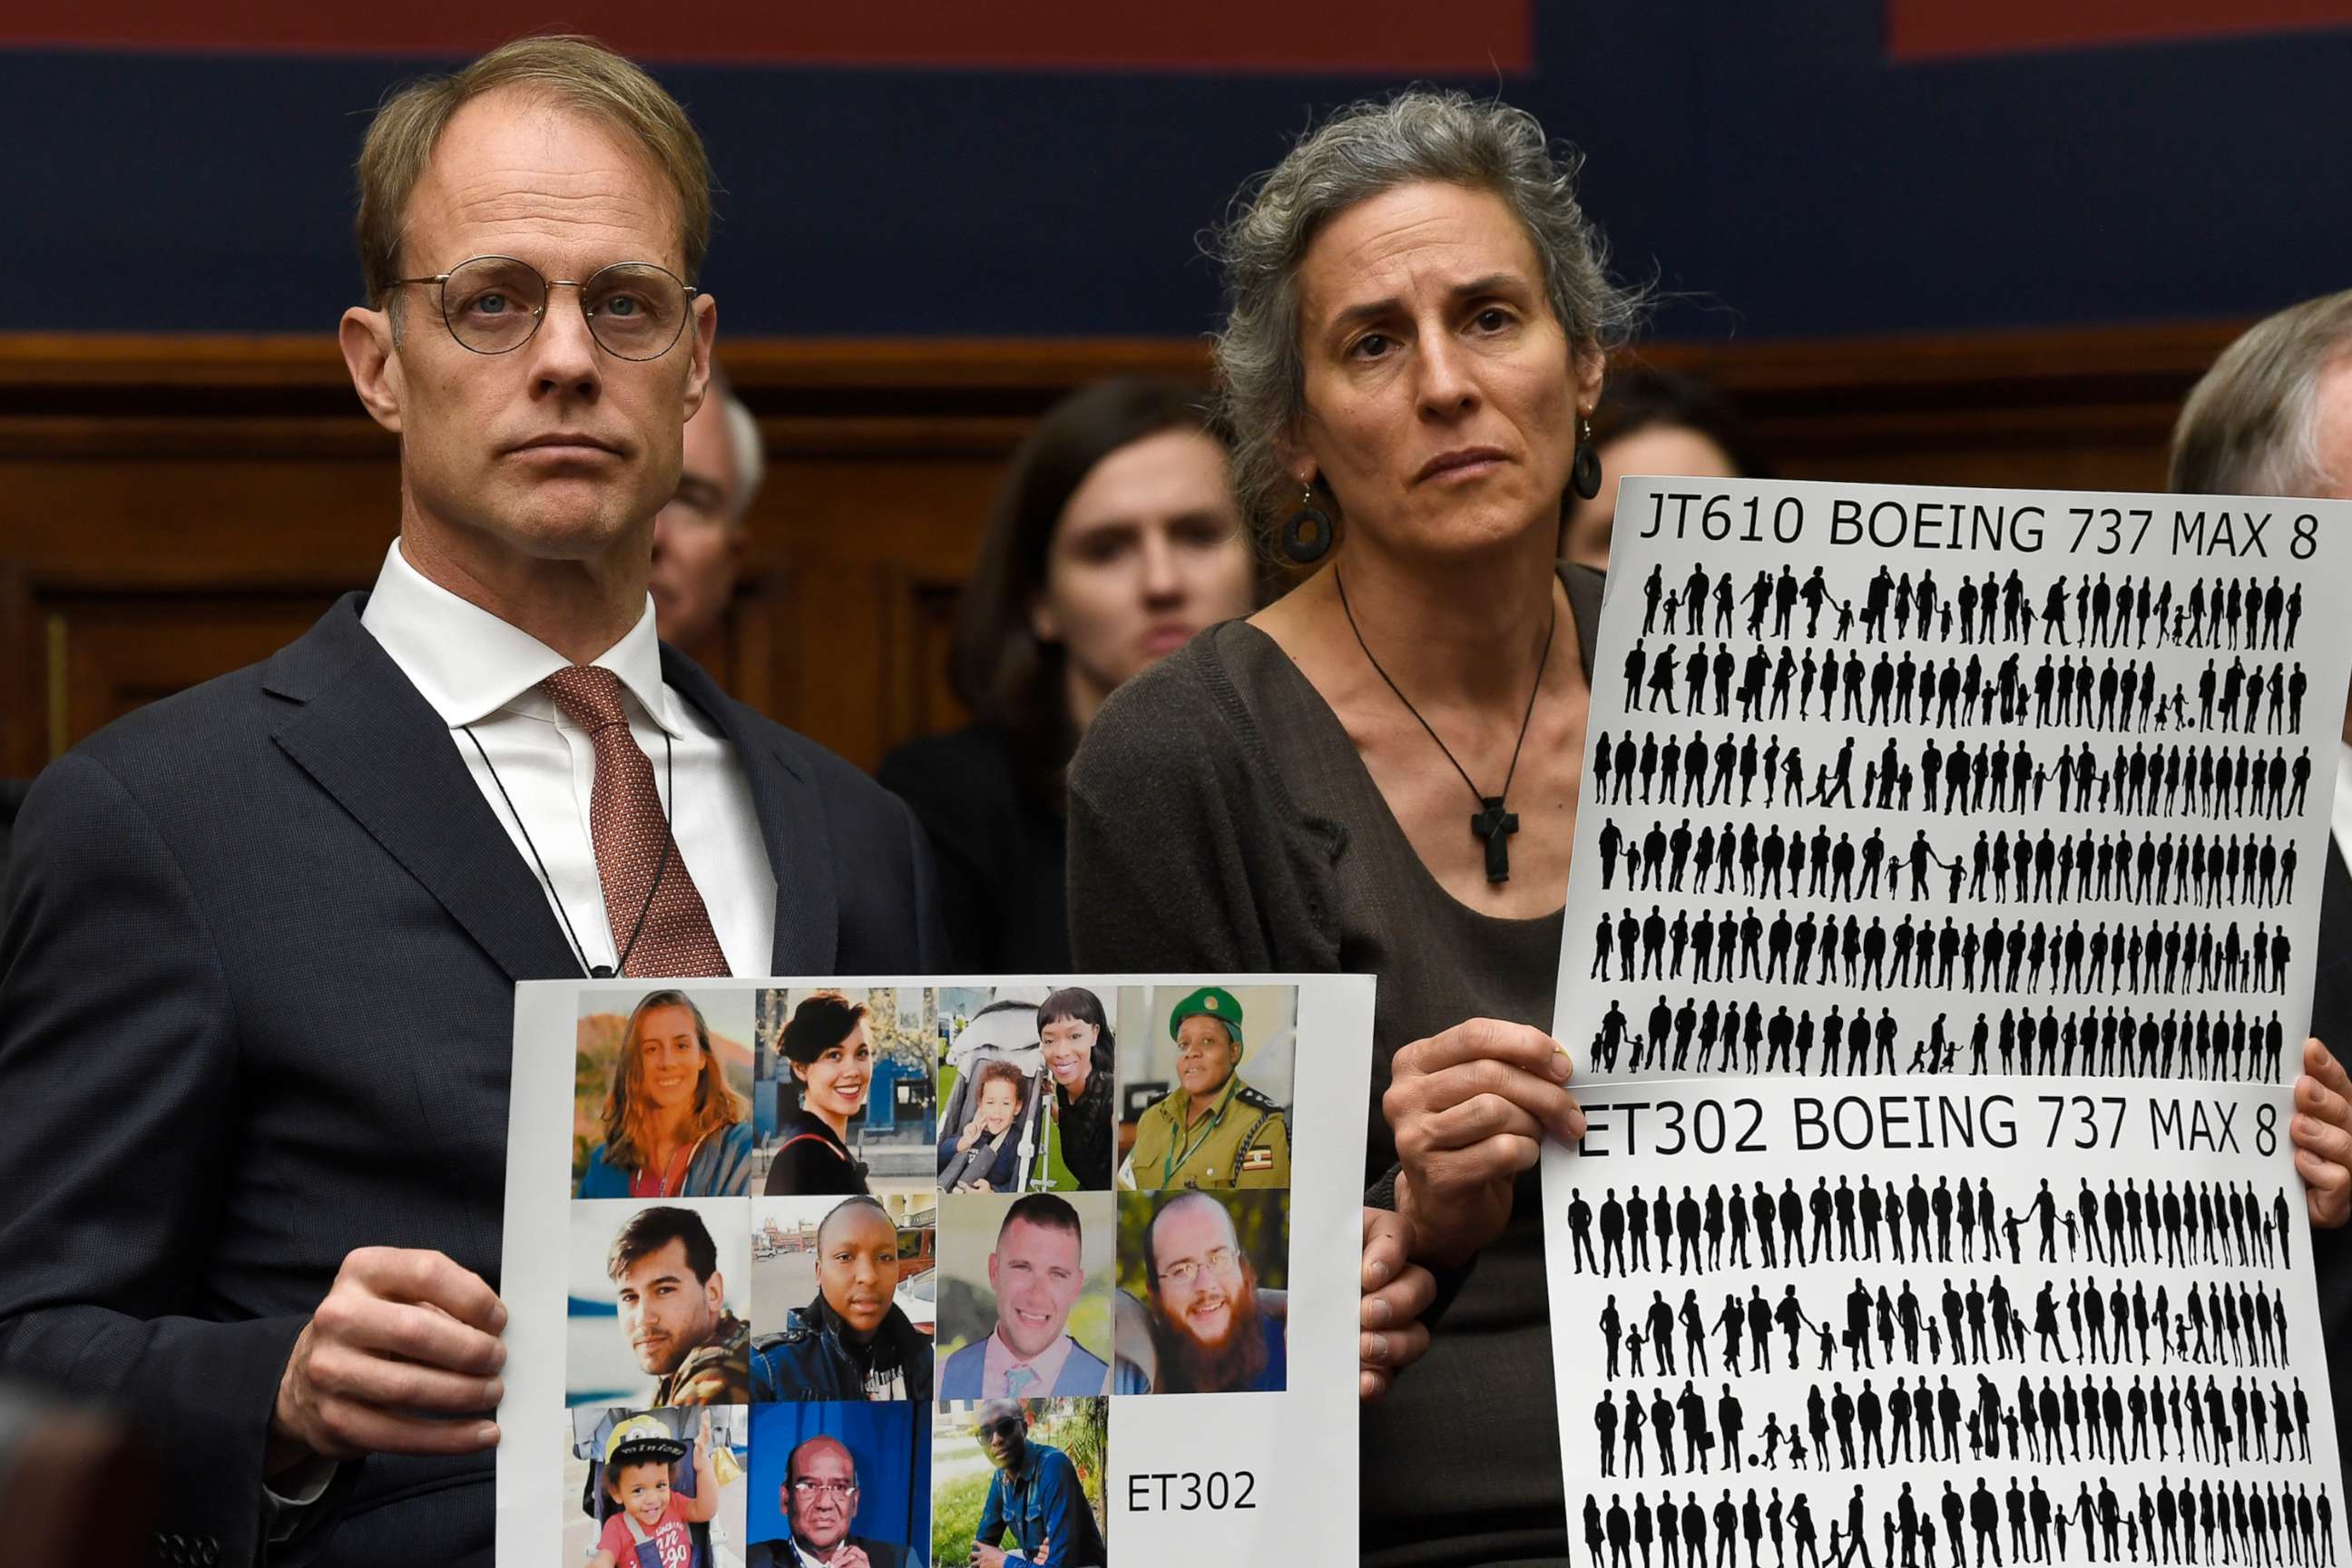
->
xmin=937 ymin=1195 xmax=1123 ymax=1399
xmin=0 ymin=35 xmax=943 ymax=1566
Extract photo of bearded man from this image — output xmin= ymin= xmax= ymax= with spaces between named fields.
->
xmin=1117 ymin=1189 xmax=1288 ymax=1395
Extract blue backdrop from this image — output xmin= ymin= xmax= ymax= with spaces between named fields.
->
xmin=4 ymin=6 xmax=2348 ymax=338
xmin=747 ymin=1401 xmax=929 ymax=1553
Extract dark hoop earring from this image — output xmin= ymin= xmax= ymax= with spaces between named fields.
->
xmin=1282 ymin=482 xmax=1335 ymax=564
xmin=1570 ymin=414 xmax=1603 ymax=501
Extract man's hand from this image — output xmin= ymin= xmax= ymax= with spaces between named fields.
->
xmin=1384 ymin=1019 xmax=1585 ymax=1268
xmin=2295 ymin=1037 xmax=2352 ymax=1228
xmin=972 ymin=1543 xmax=1008 ymax=1568
xmin=1359 ymin=1208 xmax=1436 ymax=1401
xmin=269 ymin=1247 xmax=506 ymax=1475
xmin=834 ymin=1549 xmax=873 ymax=1568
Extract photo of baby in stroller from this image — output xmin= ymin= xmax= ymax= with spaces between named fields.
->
xmin=936 ymin=986 xmax=1112 ymax=1194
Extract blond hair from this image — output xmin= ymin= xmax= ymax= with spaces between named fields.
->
xmin=2171 ymin=290 xmax=2352 ymax=496
xmin=602 ymin=989 xmax=746 ymax=1176
xmin=354 ymin=34 xmax=712 ymax=307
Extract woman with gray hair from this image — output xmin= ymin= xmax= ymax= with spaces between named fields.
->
xmin=1070 ymin=88 xmax=1631 ymax=1562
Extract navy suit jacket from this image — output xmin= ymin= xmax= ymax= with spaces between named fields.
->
xmin=0 ymin=595 xmax=946 ymax=1568
xmin=2311 ymin=841 xmax=2352 ymax=1501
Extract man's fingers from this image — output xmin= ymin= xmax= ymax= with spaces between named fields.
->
xmin=2305 ymin=1037 xmax=2352 ymax=1102
xmin=1396 ymin=1018 xmax=1573 ymax=1083
xmin=2294 ymin=1147 xmax=2350 ymax=1228
xmin=348 ymin=1249 xmax=508 ymax=1334
xmin=309 ymin=1341 xmax=503 ymax=1414
xmin=2290 ymin=1101 xmax=2352 ymax=1173
xmin=2296 ymin=1066 xmax=2352 ymax=1138
xmin=303 ymin=1397 xmax=498 ymax=1460
xmin=343 ymin=1298 xmax=506 ymax=1376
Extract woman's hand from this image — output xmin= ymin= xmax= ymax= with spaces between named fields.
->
xmin=1384 ymin=1018 xmax=1585 ymax=1268
xmin=2294 ymin=1036 xmax=2352 ymax=1229
xmin=1358 ymin=1208 xmax=1436 ymax=1401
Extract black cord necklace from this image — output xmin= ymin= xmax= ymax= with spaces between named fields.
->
xmin=462 ymin=724 xmax=675 ymax=978
xmin=1335 ymin=566 xmax=1555 ymax=884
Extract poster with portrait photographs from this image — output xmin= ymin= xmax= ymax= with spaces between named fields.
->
xmin=1542 ymin=1075 xmax=2350 ymax=1568
xmin=496 ymin=974 xmax=1371 ymax=1567
xmin=1549 ymin=477 xmax=2352 ymax=1089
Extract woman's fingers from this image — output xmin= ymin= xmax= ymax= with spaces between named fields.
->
xmin=1388 ymin=1056 xmax=1586 ymax=1143
xmin=1416 ymin=1131 xmax=1544 ymax=1196
xmin=1396 ymin=1018 xmax=1573 ymax=1084
xmin=1409 ymin=1092 xmax=1548 ymax=1154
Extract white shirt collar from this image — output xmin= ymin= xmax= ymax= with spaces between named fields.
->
xmin=359 ymin=539 xmax=680 ymax=735
xmin=2332 ymin=743 xmax=2352 ymax=873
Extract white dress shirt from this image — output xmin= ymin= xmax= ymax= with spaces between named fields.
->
xmin=2333 ymin=743 xmax=2352 ymax=880
xmin=358 ymin=540 xmax=776 ymax=975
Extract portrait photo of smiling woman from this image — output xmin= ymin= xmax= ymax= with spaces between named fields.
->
xmin=576 ymin=987 xmax=756 ymax=1199
xmin=763 ymin=991 xmax=880 ymax=1196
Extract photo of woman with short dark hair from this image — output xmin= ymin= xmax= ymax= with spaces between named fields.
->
xmin=765 ymin=992 xmax=877 ymax=1196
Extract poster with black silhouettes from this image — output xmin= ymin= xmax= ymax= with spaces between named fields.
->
xmin=1544 ymin=1075 xmax=2349 ymax=1568
xmin=493 ymin=973 xmax=1374 ymax=1568
xmin=1552 ymin=478 xmax=2352 ymax=1088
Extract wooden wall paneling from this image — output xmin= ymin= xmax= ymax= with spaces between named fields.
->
xmin=0 ymin=323 xmax=2250 ymax=780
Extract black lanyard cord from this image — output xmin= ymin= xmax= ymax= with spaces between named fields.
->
xmin=463 ymin=721 xmax=676 ymax=979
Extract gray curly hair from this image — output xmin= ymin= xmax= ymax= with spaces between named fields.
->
xmin=1210 ymin=88 xmax=1642 ymax=534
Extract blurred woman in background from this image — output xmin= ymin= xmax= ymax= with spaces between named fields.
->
xmin=877 ymin=380 xmax=1258 ymax=970
xmin=1558 ymin=367 xmax=1771 ymax=570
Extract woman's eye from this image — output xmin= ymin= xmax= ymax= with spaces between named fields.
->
xmin=1351 ymin=333 xmax=1393 ymax=359
xmin=1474 ymin=307 xmax=1511 ymax=331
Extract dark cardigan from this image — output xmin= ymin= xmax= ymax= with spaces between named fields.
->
xmin=1069 ymin=563 xmax=1604 ymax=1568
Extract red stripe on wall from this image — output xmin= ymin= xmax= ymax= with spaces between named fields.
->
xmin=1888 ymin=0 xmax=2352 ymax=61
xmin=0 ymin=2 xmax=1531 ymax=74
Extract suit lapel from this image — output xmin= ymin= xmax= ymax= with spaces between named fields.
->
xmin=2312 ymin=840 xmax=2352 ymax=1048
xmin=662 ymin=649 xmax=839 ymax=975
xmin=266 ymin=596 xmax=582 ymax=983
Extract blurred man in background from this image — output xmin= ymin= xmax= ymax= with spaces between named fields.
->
xmin=650 ymin=368 xmax=762 ymax=665
xmin=2171 ymin=287 xmax=2352 ymax=1499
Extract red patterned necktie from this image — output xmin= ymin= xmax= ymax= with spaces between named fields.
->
xmin=539 ymin=664 xmax=730 ymax=977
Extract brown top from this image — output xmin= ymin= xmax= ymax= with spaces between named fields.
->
xmin=1069 ymin=563 xmax=1602 ymax=1567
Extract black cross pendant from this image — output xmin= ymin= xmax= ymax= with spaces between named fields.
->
xmin=1472 ymin=796 xmax=1519 ymax=883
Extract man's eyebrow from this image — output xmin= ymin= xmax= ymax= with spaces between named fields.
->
xmin=671 ymin=475 xmax=724 ymax=508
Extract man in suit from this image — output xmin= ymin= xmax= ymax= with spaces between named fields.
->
xmin=2171 ymin=289 xmax=2352 ymax=1496
xmin=0 ymin=37 xmax=941 ymax=1568
xmin=938 ymin=1195 xmax=1116 ymax=1399
xmin=747 ymin=1436 xmax=913 ymax=1568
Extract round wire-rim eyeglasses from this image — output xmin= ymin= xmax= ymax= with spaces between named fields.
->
xmin=383 ymin=255 xmax=698 ymax=361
